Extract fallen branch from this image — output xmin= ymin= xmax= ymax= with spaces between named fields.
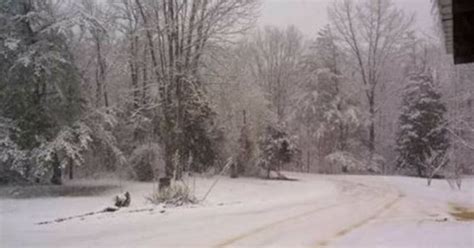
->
xmin=36 ymin=207 xmax=155 ymax=225
xmin=274 ymin=171 xmax=298 ymax=181
xmin=36 ymin=208 xmax=114 ymax=225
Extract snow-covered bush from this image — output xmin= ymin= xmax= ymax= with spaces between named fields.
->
xmin=366 ymin=154 xmax=384 ymax=174
xmin=325 ymin=151 xmax=361 ymax=173
xmin=36 ymin=123 xmax=91 ymax=167
xmin=0 ymin=107 xmax=129 ymax=184
xmin=0 ymin=125 xmax=89 ymax=183
xmin=146 ymin=181 xmax=197 ymax=206
xmin=0 ymin=137 xmax=26 ymax=171
xmin=0 ymin=136 xmax=31 ymax=184
xmin=77 ymin=108 xmax=127 ymax=176
xmin=257 ymin=123 xmax=299 ymax=178
xmin=325 ymin=151 xmax=383 ymax=174
xmin=7 ymin=121 xmax=94 ymax=183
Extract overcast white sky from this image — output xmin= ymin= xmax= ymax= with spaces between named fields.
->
xmin=259 ymin=0 xmax=436 ymax=38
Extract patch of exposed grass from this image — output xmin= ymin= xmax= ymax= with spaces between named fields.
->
xmin=449 ymin=203 xmax=474 ymax=221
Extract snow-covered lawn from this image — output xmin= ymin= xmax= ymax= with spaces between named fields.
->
xmin=0 ymin=173 xmax=473 ymax=247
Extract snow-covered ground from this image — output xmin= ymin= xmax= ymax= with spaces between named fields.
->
xmin=332 ymin=176 xmax=474 ymax=248
xmin=0 ymin=173 xmax=473 ymax=247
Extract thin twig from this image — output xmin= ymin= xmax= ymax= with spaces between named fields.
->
xmin=200 ymin=157 xmax=233 ymax=202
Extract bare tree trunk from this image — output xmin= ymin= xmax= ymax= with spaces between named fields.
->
xmin=306 ymin=150 xmax=310 ymax=173
xmin=68 ymin=158 xmax=74 ymax=180
xmin=51 ymin=153 xmax=62 ymax=185
xmin=369 ymin=92 xmax=376 ymax=156
xmin=129 ymin=35 xmax=139 ymax=108
xmin=95 ymin=39 xmax=103 ymax=108
xmin=142 ymin=43 xmax=148 ymax=105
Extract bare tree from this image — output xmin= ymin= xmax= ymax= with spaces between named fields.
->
xmin=328 ymin=0 xmax=413 ymax=157
xmin=79 ymin=0 xmax=112 ymax=108
xmin=130 ymin=0 xmax=259 ymax=177
xmin=248 ymin=25 xmax=305 ymax=122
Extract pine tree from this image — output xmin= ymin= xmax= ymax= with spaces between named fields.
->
xmin=0 ymin=0 xmax=82 ymax=183
xmin=396 ymin=72 xmax=449 ymax=177
xmin=258 ymin=123 xmax=298 ymax=178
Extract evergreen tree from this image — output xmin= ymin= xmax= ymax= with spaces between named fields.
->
xmin=0 ymin=0 xmax=82 ymax=183
xmin=258 ymin=123 xmax=298 ymax=178
xmin=396 ymin=72 xmax=449 ymax=177
xmin=170 ymin=85 xmax=222 ymax=175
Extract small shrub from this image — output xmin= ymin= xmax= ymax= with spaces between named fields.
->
xmin=258 ymin=123 xmax=298 ymax=178
xmin=146 ymin=181 xmax=197 ymax=206
xmin=325 ymin=151 xmax=383 ymax=174
xmin=325 ymin=151 xmax=361 ymax=173
xmin=114 ymin=191 xmax=131 ymax=207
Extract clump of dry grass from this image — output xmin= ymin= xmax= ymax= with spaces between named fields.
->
xmin=146 ymin=181 xmax=197 ymax=206
xmin=449 ymin=203 xmax=474 ymax=221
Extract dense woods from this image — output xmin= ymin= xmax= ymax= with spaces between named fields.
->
xmin=1 ymin=0 xmax=473 ymax=185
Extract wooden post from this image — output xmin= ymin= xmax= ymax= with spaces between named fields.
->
xmin=307 ymin=150 xmax=310 ymax=173
xmin=159 ymin=177 xmax=171 ymax=191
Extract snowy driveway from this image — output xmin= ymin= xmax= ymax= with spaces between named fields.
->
xmin=1 ymin=173 xmax=473 ymax=247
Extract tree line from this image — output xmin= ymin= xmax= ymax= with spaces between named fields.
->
xmin=0 ymin=0 xmax=472 ymax=185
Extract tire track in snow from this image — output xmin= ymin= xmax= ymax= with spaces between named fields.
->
xmin=215 ymin=201 xmax=348 ymax=248
xmin=215 ymin=179 xmax=389 ymax=248
xmin=315 ymin=189 xmax=404 ymax=247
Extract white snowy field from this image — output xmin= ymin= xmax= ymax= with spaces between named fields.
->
xmin=0 ymin=173 xmax=473 ymax=248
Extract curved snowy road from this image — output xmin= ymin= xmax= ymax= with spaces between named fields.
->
xmin=215 ymin=178 xmax=403 ymax=248
xmin=1 ymin=173 xmax=473 ymax=247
